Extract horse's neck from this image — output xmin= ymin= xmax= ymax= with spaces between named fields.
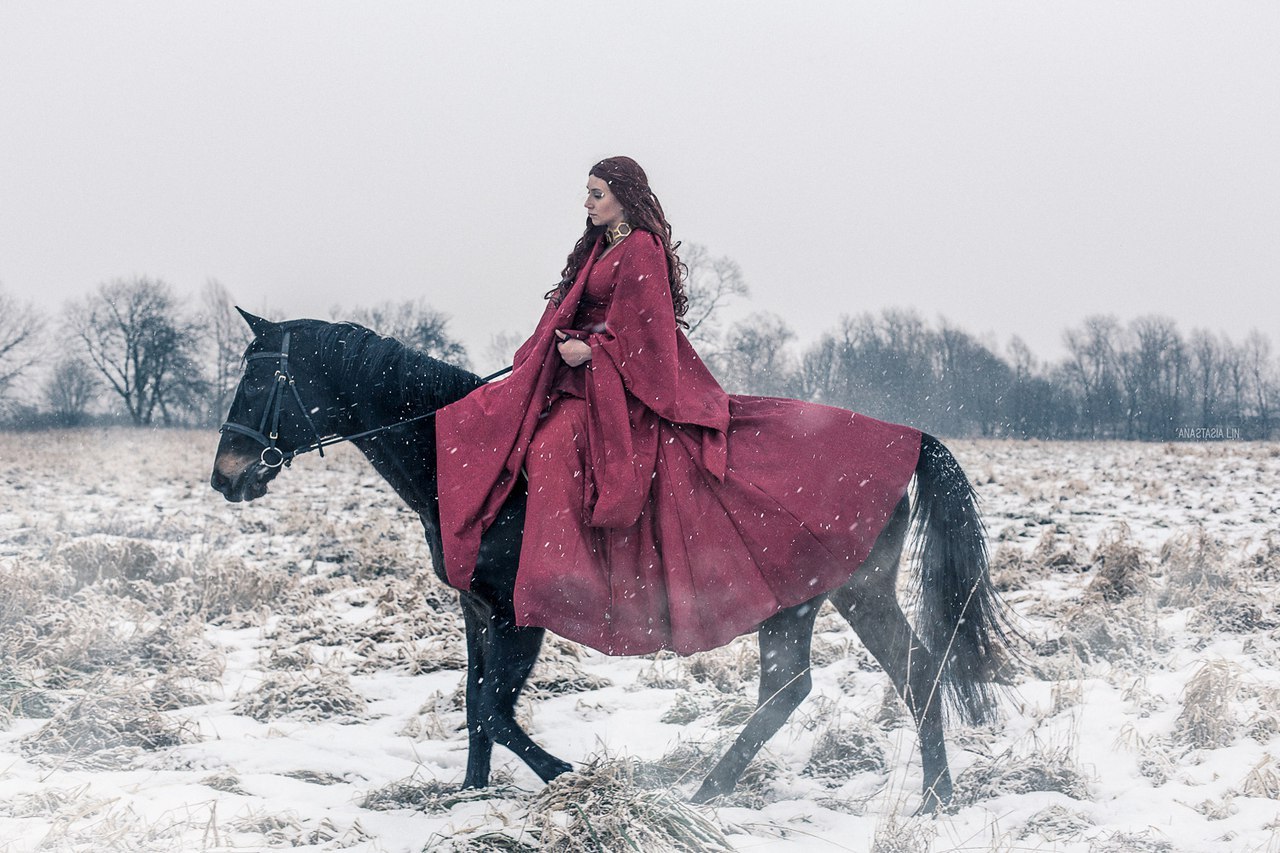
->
xmin=332 ymin=340 xmax=475 ymax=519
xmin=359 ymin=428 xmax=440 ymax=518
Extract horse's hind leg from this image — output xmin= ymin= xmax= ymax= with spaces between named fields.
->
xmin=691 ymin=598 xmax=823 ymax=804
xmin=829 ymin=496 xmax=952 ymax=813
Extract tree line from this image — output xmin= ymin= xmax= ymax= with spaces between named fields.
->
xmin=1 ymin=254 xmax=1275 ymax=441
xmin=700 ymin=308 xmax=1277 ymax=441
xmin=0 ymin=278 xmax=470 ymax=429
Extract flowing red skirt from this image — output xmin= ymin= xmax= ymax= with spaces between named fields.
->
xmin=513 ymin=395 xmax=921 ymax=656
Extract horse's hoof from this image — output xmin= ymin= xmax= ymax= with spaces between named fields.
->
xmin=914 ymin=785 xmax=953 ymax=817
xmin=690 ymin=780 xmax=728 ymax=805
xmin=544 ymin=759 xmax=573 ymax=781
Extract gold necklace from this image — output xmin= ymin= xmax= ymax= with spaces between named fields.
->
xmin=604 ymin=222 xmax=632 ymax=245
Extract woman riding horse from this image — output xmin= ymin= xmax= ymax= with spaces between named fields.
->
xmin=212 ymin=158 xmax=1010 ymax=811
xmin=436 ymin=156 xmax=923 ymax=656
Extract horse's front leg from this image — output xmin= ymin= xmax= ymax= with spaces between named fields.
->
xmin=459 ymin=596 xmax=494 ymax=788
xmin=473 ymin=614 xmax=572 ymax=783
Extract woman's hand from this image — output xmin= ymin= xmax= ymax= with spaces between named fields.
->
xmin=555 ymin=330 xmax=592 ymax=367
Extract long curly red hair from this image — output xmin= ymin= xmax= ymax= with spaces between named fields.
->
xmin=547 ymin=156 xmax=688 ymax=325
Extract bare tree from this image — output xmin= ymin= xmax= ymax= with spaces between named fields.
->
xmin=44 ymin=357 xmax=98 ymax=426
xmin=1116 ymin=316 xmax=1184 ymax=439
xmin=67 ymin=277 xmax=207 ymax=426
xmin=710 ymin=312 xmax=799 ymax=397
xmin=335 ymin=299 xmax=470 ymax=368
xmin=1063 ymin=315 xmax=1124 ymax=438
xmin=0 ymin=286 xmax=44 ymax=406
xmin=797 ymin=330 xmax=839 ymax=403
xmin=482 ymin=330 xmax=525 ymax=373
xmin=200 ymin=280 xmax=252 ymax=424
xmin=935 ymin=322 xmax=1011 ymax=437
xmin=1004 ymin=336 xmax=1072 ymax=439
xmin=1243 ymin=330 xmax=1277 ymax=437
xmin=681 ymin=243 xmax=750 ymax=352
xmin=1188 ymin=328 xmax=1229 ymax=431
xmin=1216 ymin=334 xmax=1247 ymax=433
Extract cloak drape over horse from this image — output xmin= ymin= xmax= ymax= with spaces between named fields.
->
xmin=437 ymin=232 xmax=921 ymax=656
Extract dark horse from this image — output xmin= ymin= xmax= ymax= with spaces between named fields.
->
xmin=211 ymin=310 xmax=1012 ymax=813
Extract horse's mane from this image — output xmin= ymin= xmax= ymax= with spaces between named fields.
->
xmin=303 ymin=320 xmax=486 ymax=414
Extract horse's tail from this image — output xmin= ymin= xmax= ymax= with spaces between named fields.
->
xmin=910 ymin=432 xmax=1012 ymax=726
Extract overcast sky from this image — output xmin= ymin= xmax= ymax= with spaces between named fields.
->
xmin=1 ymin=2 xmax=1276 ymax=367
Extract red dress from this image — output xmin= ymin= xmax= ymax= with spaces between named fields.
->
xmin=436 ymin=232 xmax=920 ymax=655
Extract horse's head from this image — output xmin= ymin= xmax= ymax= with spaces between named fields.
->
xmin=210 ymin=309 xmax=340 ymax=502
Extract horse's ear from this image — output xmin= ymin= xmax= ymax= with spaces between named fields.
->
xmin=236 ymin=307 xmax=275 ymax=338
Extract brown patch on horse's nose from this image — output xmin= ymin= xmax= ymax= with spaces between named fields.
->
xmin=213 ymin=451 xmax=257 ymax=481
xmin=210 ymin=451 xmax=257 ymax=499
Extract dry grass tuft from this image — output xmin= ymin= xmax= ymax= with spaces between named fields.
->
xmin=633 ymin=654 xmax=691 ymax=691
xmin=235 ymin=668 xmax=367 ymax=722
xmin=20 ymin=689 xmax=199 ymax=769
xmin=1175 ymin=660 xmax=1240 ymax=749
xmin=712 ymin=695 xmax=757 ymax=728
xmin=187 ymin=550 xmax=293 ymax=623
xmin=635 ymin=740 xmax=720 ymax=789
xmin=989 ymin=544 xmax=1030 ymax=592
xmin=952 ymin=745 xmax=1089 ymax=805
xmin=870 ymin=813 xmax=937 ymax=853
xmin=3 ymin=799 xmax=210 ymax=852
xmin=526 ymin=645 xmax=613 ymax=698
xmin=1115 ymin=725 xmax=1179 ymax=787
xmin=226 ymin=810 xmax=371 ymax=848
xmin=362 ymin=776 xmax=516 ymax=813
xmin=1085 ymin=525 xmax=1150 ymax=602
xmin=1019 ymin=804 xmax=1094 ymax=841
xmin=660 ymin=692 xmax=705 ymax=725
xmin=1242 ymin=754 xmax=1280 ymax=799
xmin=1189 ymin=596 xmax=1276 ymax=634
xmin=874 ymin=682 xmax=910 ymax=730
xmin=1030 ymin=527 xmax=1087 ymax=573
xmin=53 ymin=535 xmax=168 ymax=589
xmin=1049 ymin=595 xmax=1163 ymax=669
xmin=684 ymin=640 xmax=759 ymax=694
xmin=633 ymin=738 xmax=784 ymax=808
xmin=803 ymin=721 xmax=889 ymax=783
xmin=1158 ymin=529 xmax=1238 ymax=608
xmin=809 ymin=633 xmax=853 ymax=667
xmin=0 ymin=784 xmax=109 ymax=819
xmin=528 ymin=757 xmax=734 ymax=852
xmin=1244 ymin=531 xmax=1280 ymax=582
xmin=424 ymin=831 xmax=540 ymax=852
xmin=404 ymin=636 xmax=468 ymax=674
xmin=1190 ymin=792 xmax=1237 ymax=820
xmin=1088 ymin=829 xmax=1174 ymax=852
xmin=202 ymin=773 xmax=250 ymax=795
xmin=0 ymin=669 xmax=57 ymax=719
xmin=148 ymin=674 xmax=216 ymax=710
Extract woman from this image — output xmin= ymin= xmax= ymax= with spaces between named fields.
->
xmin=437 ymin=157 xmax=920 ymax=656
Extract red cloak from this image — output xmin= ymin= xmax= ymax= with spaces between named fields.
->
xmin=436 ymin=232 xmax=921 ymax=655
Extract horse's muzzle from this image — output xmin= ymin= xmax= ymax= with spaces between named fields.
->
xmin=210 ymin=456 xmax=275 ymax=502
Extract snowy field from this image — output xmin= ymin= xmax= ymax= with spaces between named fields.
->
xmin=0 ymin=428 xmax=1277 ymax=852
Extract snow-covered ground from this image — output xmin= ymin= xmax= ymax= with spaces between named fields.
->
xmin=0 ymin=429 xmax=1277 ymax=852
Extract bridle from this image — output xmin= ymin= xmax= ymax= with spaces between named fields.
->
xmin=219 ymin=330 xmax=512 ymax=469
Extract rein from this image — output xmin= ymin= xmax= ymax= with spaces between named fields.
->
xmin=219 ymin=330 xmax=513 ymax=469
